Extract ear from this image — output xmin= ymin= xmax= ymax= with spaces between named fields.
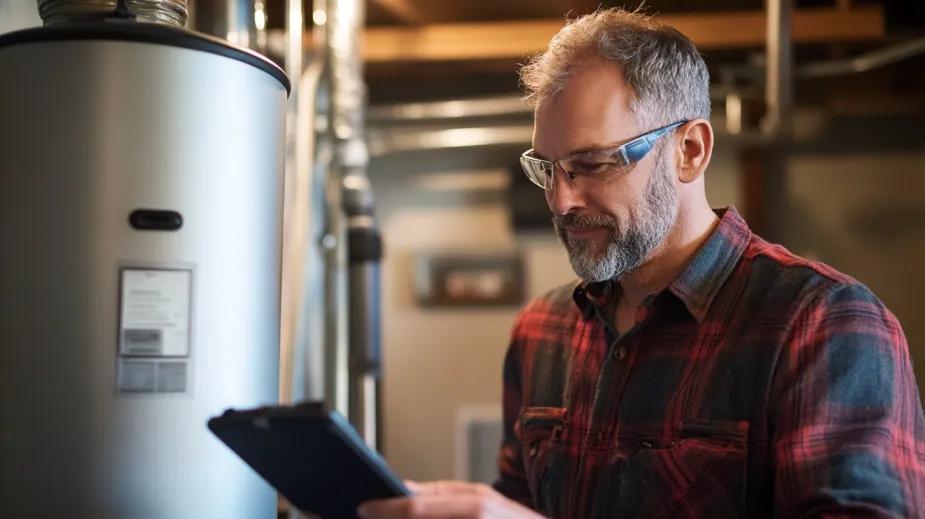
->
xmin=674 ymin=119 xmax=713 ymax=184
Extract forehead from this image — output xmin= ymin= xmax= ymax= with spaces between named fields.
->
xmin=532 ymin=58 xmax=640 ymax=159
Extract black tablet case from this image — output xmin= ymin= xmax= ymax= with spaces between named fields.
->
xmin=208 ymin=402 xmax=409 ymax=518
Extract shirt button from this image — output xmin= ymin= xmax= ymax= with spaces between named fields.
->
xmin=615 ymin=347 xmax=627 ymax=360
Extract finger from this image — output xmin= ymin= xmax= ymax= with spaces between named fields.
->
xmin=357 ymin=497 xmax=413 ymax=519
xmin=410 ymin=480 xmax=487 ymax=496
xmin=358 ymin=495 xmax=483 ymax=519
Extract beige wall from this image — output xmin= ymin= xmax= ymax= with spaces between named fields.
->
xmin=372 ymin=167 xmax=567 ymax=481
xmin=786 ymin=151 xmax=925 ymax=391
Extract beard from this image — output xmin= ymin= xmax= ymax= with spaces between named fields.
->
xmin=552 ymin=144 xmax=679 ymax=283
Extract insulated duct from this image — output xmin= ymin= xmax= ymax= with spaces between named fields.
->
xmin=324 ymin=0 xmax=382 ymax=448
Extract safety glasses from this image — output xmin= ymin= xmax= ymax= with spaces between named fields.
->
xmin=519 ymin=120 xmax=687 ymax=190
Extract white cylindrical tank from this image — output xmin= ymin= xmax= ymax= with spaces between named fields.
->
xmin=0 ymin=18 xmax=289 ymax=518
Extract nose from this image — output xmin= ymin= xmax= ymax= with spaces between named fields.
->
xmin=545 ymin=165 xmax=585 ymax=216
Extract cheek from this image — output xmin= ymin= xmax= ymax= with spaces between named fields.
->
xmin=586 ymin=184 xmax=632 ymax=219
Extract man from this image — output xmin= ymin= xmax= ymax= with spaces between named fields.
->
xmin=359 ymin=8 xmax=925 ymax=518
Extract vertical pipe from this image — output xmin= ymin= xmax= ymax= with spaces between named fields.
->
xmin=323 ymin=0 xmax=358 ymax=419
xmin=326 ymin=0 xmax=380 ymax=446
xmin=345 ymin=179 xmax=382 ymax=449
xmin=764 ymin=0 xmax=793 ymax=135
xmin=279 ymin=0 xmax=330 ymax=411
xmin=277 ymin=0 xmax=302 ymax=405
xmin=757 ymin=0 xmax=793 ymax=242
xmin=188 ymin=1 xmax=261 ymax=52
xmin=286 ymin=0 xmax=303 ymax=79
xmin=323 ymin=148 xmax=350 ymax=418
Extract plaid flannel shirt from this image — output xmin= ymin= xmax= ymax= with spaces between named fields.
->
xmin=493 ymin=207 xmax=925 ymax=518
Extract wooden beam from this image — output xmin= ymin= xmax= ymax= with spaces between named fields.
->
xmin=357 ymin=6 xmax=885 ymax=63
xmin=370 ymin=0 xmax=428 ymax=25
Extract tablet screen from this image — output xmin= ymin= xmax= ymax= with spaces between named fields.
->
xmin=208 ymin=402 xmax=409 ymax=518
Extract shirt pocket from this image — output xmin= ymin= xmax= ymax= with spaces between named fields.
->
xmin=517 ymin=406 xmax=568 ymax=515
xmin=610 ymin=420 xmax=750 ymax=519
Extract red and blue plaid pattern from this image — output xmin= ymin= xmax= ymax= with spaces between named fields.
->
xmin=493 ymin=207 xmax=925 ymax=518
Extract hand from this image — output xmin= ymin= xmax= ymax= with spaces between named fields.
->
xmin=356 ymin=480 xmax=543 ymax=519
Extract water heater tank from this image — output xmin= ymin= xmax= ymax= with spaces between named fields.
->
xmin=0 ymin=14 xmax=290 ymax=519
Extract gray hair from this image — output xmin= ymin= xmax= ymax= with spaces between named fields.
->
xmin=520 ymin=8 xmax=711 ymax=128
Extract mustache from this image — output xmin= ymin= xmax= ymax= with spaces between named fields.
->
xmin=552 ymin=213 xmax=618 ymax=231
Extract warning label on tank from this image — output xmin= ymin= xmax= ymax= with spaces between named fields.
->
xmin=118 ymin=359 xmax=188 ymax=393
xmin=119 ymin=268 xmax=192 ymax=357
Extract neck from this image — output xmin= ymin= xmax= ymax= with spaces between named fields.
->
xmin=618 ymin=200 xmax=719 ymax=308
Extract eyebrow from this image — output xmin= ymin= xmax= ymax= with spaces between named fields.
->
xmin=533 ymin=139 xmax=632 ymax=161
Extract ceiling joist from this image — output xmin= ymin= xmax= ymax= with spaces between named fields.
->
xmin=356 ymin=6 xmax=885 ymax=63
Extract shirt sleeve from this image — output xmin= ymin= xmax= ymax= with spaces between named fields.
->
xmin=769 ymin=282 xmax=925 ymax=517
xmin=492 ymin=329 xmax=533 ymax=507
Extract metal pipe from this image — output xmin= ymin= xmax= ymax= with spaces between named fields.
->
xmin=278 ymin=0 xmax=303 ymax=409
xmin=322 ymin=148 xmax=350 ymax=419
xmin=763 ymin=0 xmax=793 ymax=136
xmin=346 ymin=192 xmax=383 ymax=449
xmin=320 ymin=0 xmax=355 ymax=421
xmin=367 ymin=95 xmax=530 ymax=122
xmin=756 ymin=0 xmax=792 ymax=243
xmin=326 ymin=0 xmax=381 ymax=448
xmin=279 ymin=0 xmax=331 ymax=407
xmin=269 ymin=0 xmax=342 ymax=422
xmin=799 ymin=37 xmax=925 ymax=78
xmin=188 ymin=0 xmax=263 ymax=52
xmin=368 ymin=125 xmax=533 ymax=157
xmin=365 ymin=88 xmax=739 ymax=125
xmin=38 ymin=0 xmax=188 ymax=26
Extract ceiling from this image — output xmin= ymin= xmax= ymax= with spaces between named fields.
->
xmin=257 ymin=0 xmax=924 ymax=111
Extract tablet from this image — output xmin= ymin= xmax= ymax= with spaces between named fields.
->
xmin=208 ymin=401 xmax=409 ymax=518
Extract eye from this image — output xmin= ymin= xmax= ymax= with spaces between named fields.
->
xmin=573 ymin=161 xmax=614 ymax=175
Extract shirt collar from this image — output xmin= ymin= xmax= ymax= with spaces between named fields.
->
xmin=572 ymin=206 xmax=751 ymax=322
xmin=666 ymin=207 xmax=751 ymax=321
